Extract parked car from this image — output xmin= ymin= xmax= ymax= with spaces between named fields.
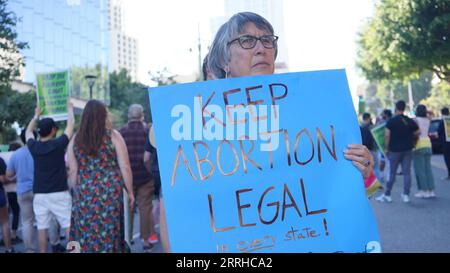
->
xmin=428 ymin=118 xmax=443 ymax=154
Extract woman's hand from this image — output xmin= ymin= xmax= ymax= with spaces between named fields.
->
xmin=344 ymin=144 xmax=374 ymax=180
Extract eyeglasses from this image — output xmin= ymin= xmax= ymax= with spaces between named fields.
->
xmin=228 ymin=35 xmax=279 ymax=49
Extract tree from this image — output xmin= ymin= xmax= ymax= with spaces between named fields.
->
xmin=0 ymin=0 xmax=27 ymax=91
xmin=356 ymin=0 xmax=450 ymax=84
xmin=109 ymin=69 xmax=151 ymax=128
xmin=0 ymin=0 xmax=29 ymax=143
xmin=420 ymin=80 xmax=450 ymax=115
xmin=358 ymin=83 xmax=381 ymax=116
xmin=0 ymin=90 xmax=36 ymax=143
xmin=375 ymin=71 xmax=433 ymax=112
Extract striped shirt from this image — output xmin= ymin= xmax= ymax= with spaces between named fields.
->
xmin=119 ymin=121 xmax=152 ymax=187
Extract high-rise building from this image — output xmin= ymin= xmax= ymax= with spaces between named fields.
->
xmin=108 ymin=0 xmax=123 ymax=31
xmin=7 ymin=0 xmax=110 ymax=105
xmin=210 ymin=0 xmax=289 ymax=73
xmin=108 ymin=0 xmax=139 ymax=82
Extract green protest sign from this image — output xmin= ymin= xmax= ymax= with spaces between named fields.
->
xmin=36 ymin=70 xmax=70 ymax=121
xmin=444 ymin=117 xmax=450 ymax=142
xmin=371 ymin=123 xmax=386 ymax=156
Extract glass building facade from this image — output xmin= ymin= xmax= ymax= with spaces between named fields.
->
xmin=7 ymin=0 xmax=110 ymax=104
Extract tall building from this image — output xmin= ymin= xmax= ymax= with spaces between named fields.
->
xmin=210 ymin=0 xmax=289 ymax=73
xmin=108 ymin=0 xmax=123 ymax=31
xmin=108 ymin=0 xmax=139 ymax=82
xmin=7 ymin=0 xmax=110 ymax=105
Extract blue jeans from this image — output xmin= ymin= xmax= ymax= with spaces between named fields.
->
xmin=385 ymin=151 xmax=413 ymax=196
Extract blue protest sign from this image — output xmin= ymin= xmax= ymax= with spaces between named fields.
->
xmin=149 ymin=69 xmax=380 ymax=253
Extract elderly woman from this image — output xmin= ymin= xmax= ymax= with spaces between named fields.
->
xmin=160 ymin=11 xmax=374 ymax=252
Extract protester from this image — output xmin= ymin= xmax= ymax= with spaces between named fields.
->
xmin=376 ymin=100 xmax=420 ymax=203
xmin=67 ymin=100 xmax=134 ymax=253
xmin=377 ymin=109 xmax=393 ymax=184
xmin=143 ymin=126 xmax=161 ymax=233
xmin=437 ymin=107 xmax=450 ymax=180
xmin=2 ymin=143 xmax=22 ymax=246
xmin=202 ymin=54 xmax=215 ymax=81
xmin=0 ymin=156 xmax=15 ymax=253
xmin=6 ymin=130 xmax=66 ymax=253
xmin=360 ymin=113 xmax=378 ymax=174
xmin=412 ymin=104 xmax=435 ymax=198
xmin=159 ymin=11 xmax=375 ymax=252
xmin=25 ymin=103 xmax=74 ymax=253
xmin=120 ymin=104 xmax=158 ymax=253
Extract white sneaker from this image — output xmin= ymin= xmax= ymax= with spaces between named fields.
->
xmin=427 ymin=191 xmax=436 ymax=198
xmin=375 ymin=194 xmax=392 ymax=203
xmin=401 ymin=194 xmax=410 ymax=203
xmin=414 ymin=191 xmax=426 ymax=198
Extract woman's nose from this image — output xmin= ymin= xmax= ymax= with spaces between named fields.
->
xmin=253 ymin=40 xmax=266 ymax=54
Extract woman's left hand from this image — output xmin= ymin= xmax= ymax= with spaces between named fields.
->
xmin=344 ymin=144 xmax=374 ymax=180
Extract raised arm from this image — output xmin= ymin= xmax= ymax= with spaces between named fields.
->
xmin=26 ymin=107 xmax=41 ymax=142
xmin=64 ymin=101 xmax=75 ymax=139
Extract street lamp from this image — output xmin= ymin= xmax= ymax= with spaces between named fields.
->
xmin=84 ymin=74 xmax=97 ymax=100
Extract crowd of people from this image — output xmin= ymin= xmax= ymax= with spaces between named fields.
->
xmin=0 ymin=11 xmax=448 ymax=253
xmin=0 ymin=102 xmax=161 ymax=253
xmin=360 ymin=102 xmax=450 ymax=203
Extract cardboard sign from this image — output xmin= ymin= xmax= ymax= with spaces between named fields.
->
xmin=36 ymin=70 xmax=70 ymax=121
xmin=371 ymin=123 xmax=386 ymax=156
xmin=149 ymin=70 xmax=380 ymax=253
xmin=444 ymin=117 xmax=450 ymax=142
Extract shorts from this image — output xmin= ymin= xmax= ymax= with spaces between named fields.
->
xmin=33 ymin=191 xmax=72 ymax=230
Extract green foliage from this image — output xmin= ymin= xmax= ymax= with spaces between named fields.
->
xmin=0 ymin=0 xmax=29 ymax=143
xmin=420 ymin=80 xmax=450 ymax=115
xmin=376 ymin=70 xmax=432 ymax=110
xmin=109 ymin=69 xmax=150 ymax=128
xmin=70 ymin=64 xmax=110 ymax=103
xmin=357 ymin=0 xmax=450 ymax=83
xmin=0 ymin=0 xmax=27 ymax=92
xmin=0 ymin=88 xmax=36 ymax=143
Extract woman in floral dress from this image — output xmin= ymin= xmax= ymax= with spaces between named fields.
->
xmin=67 ymin=100 xmax=135 ymax=253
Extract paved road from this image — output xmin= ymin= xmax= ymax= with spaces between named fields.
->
xmin=0 ymin=203 xmax=164 ymax=253
xmin=1 ymin=155 xmax=449 ymax=253
xmin=369 ymin=154 xmax=450 ymax=253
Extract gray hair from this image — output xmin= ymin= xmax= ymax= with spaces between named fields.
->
xmin=207 ymin=12 xmax=278 ymax=79
xmin=128 ymin=104 xmax=144 ymax=121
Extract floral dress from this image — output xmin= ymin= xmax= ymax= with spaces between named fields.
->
xmin=69 ymin=132 xmax=129 ymax=253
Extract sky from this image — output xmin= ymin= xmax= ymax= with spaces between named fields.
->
xmin=122 ymin=0 xmax=376 ymax=100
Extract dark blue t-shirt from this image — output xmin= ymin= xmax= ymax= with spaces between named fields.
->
xmin=27 ymin=134 xmax=70 ymax=194
xmin=386 ymin=115 xmax=419 ymax=152
xmin=0 ymin=157 xmax=7 ymax=207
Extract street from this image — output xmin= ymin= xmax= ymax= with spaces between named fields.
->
xmin=370 ymin=154 xmax=450 ymax=253
xmin=1 ymin=155 xmax=448 ymax=253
